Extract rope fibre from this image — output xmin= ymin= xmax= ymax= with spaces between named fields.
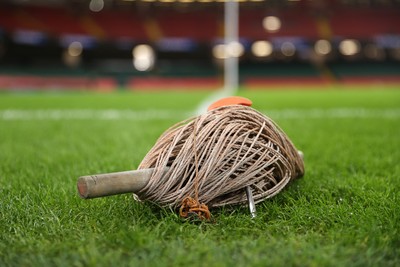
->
xmin=138 ymin=105 xmax=304 ymax=208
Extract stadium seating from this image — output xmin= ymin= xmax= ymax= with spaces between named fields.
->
xmin=330 ymin=8 xmax=400 ymax=38
xmin=239 ymin=9 xmax=319 ymax=39
xmin=1 ymin=5 xmax=399 ymax=41
xmin=156 ymin=10 xmax=220 ymax=41
xmin=0 ymin=4 xmax=399 ymax=90
xmin=90 ymin=10 xmax=148 ymax=40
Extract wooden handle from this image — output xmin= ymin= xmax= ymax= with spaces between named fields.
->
xmin=77 ymin=168 xmax=157 ymax=199
xmin=77 ymin=152 xmax=304 ymax=199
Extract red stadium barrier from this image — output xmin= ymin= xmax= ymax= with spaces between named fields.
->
xmin=127 ymin=77 xmax=222 ymax=90
xmin=340 ymin=76 xmax=400 ymax=85
xmin=244 ymin=75 xmax=400 ymax=88
xmin=244 ymin=77 xmax=332 ymax=88
xmin=1 ymin=74 xmax=399 ymax=91
xmin=0 ymin=75 xmax=117 ymax=91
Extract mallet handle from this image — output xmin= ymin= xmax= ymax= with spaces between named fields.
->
xmin=77 ymin=168 xmax=155 ymax=199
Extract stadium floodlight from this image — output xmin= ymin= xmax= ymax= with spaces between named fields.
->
xmin=252 ymin=40 xmax=273 ymax=57
xmin=227 ymin=41 xmax=244 ymax=57
xmin=63 ymin=42 xmax=82 ymax=67
xmin=263 ymin=16 xmax=281 ymax=33
xmin=68 ymin=42 xmax=83 ymax=57
xmin=281 ymin=41 xmax=295 ymax=57
xmin=339 ymin=39 xmax=360 ymax=56
xmin=212 ymin=42 xmax=243 ymax=59
xmin=212 ymin=44 xmax=228 ymax=59
xmin=314 ymin=39 xmax=332 ymax=56
xmin=132 ymin=44 xmax=155 ymax=71
xmin=89 ymin=0 xmax=104 ymax=12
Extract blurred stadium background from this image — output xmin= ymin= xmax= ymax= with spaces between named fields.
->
xmin=0 ymin=0 xmax=399 ymax=91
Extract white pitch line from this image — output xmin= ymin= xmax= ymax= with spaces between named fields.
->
xmin=260 ymin=108 xmax=400 ymax=120
xmin=0 ymin=109 xmax=191 ymax=121
xmin=0 ymin=108 xmax=399 ymax=121
xmin=195 ymin=89 xmax=233 ymax=115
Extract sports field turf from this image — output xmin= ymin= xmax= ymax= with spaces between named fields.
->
xmin=0 ymin=86 xmax=399 ymax=266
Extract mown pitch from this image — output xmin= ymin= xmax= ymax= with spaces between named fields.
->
xmin=0 ymin=87 xmax=399 ymax=266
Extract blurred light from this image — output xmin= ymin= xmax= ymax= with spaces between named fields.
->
xmin=314 ymin=39 xmax=331 ymax=55
xmin=198 ymin=0 xmax=213 ymax=2
xmin=159 ymin=0 xmax=176 ymax=2
xmin=89 ymin=0 xmax=104 ymax=12
xmin=227 ymin=41 xmax=244 ymax=57
xmin=64 ymin=41 xmax=83 ymax=68
xmin=364 ymin=44 xmax=385 ymax=60
xmin=212 ymin=42 xmax=244 ymax=59
xmin=281 ymin=41 xmax=295 ymax=56
xmin=251 ymin=40 xmax=273 ymax=57
xmin=62 ymin=51 xmax=81 ymax=68
xmin=132 ymin=44 xmax=155 ymax=71
xmin=68 ymin=41 xmax=83 ymax=57
xmin=178 ymin=0 xmax=195 ymax=2
xmin=339 ymin=39 xmax=360 ymax=56
xmin=212 ymin=44 xmax=226 ymax=59
xmin=262 ymin=16 xmax=281 ymax=33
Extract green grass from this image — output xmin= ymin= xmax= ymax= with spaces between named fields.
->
xmin=0 ymin=87 xmax=399 ymax=266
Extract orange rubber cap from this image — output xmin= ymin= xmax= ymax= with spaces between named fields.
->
xmin=207 ymin=96 xmax=252 ymax=111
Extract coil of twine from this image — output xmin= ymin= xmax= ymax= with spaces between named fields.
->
xmin=137 ymin=104 xmax=304 ymax=216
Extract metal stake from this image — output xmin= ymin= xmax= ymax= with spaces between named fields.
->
xmin=245 ymin=186 xmax=256 ymax=218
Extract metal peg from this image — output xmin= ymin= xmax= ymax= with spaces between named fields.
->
xmin=245 ymin=186 xmax=257 ymax=218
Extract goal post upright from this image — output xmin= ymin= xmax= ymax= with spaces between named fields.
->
xmin=195 ymin=0 xmax=240 ymax=114
xmin=224 ymin=0 xmax=240 ymax=95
